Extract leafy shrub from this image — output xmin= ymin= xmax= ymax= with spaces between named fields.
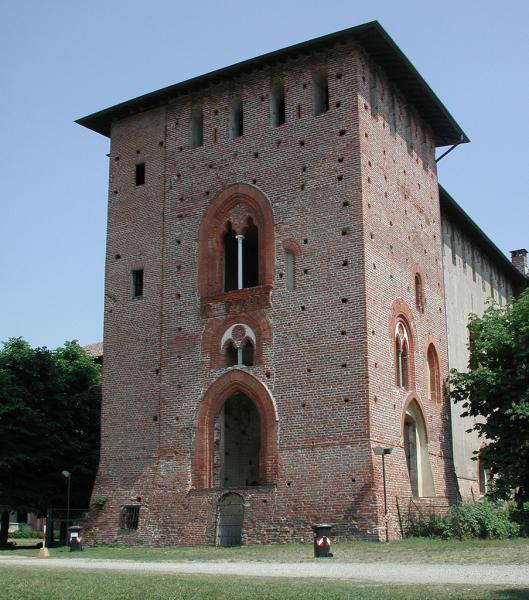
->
xmin=509 ymin=502 xmax=529 ymax=537
xmin=93 ymin=495 xmax=107 ymax=514
xmin=407 ymin=514 xmax=452 ymax=539
xmin=408 ymin=501 xmax=519 ymax=540
xmin=9 ymin=524 xmax=41 ymax=539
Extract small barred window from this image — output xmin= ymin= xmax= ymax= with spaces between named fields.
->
xmin=120 ymin=506 xmax=140 ymax=531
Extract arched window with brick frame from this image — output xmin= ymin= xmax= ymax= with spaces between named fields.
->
xmin=221 ymin=324 xmax=256 ymax=369
xmin=395 ymin=321 xmax=411 ymax=389
xmin=390 ymin=300 xmax=417 ymax=392
xmin=197 ymin=184 xmax=275 ymax=299
xmin=202 ymin=314 xmax=271 ymax=370
xmin=426 ymin=344 xmax=441 ymax=403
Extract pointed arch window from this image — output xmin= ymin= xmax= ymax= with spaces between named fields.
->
xmin=395 ymin=322 xmax=410 ymax=389
xmin=197 ymin=184 xmax=275 ymax=299
xmin=426 ymin=344 xmax=441 ymax=403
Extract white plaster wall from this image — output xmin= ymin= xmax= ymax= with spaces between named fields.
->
xmin=441 ymin=216 xmax=512 ymax=499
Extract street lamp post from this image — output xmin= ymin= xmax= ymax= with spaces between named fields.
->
xmin=61 ymin=471 xmax=71 ymax=528
xmin=373 ymin=447 xmax=393 ymax=542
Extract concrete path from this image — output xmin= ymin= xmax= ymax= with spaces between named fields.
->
xmin=0 ymin=557 xmax=527 ymax=587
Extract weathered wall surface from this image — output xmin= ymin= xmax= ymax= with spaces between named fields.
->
xmin=85 ymin=38 xmax=482 ymax=545
xmin=441 ymin=215 xmax=513 ymax=499
xmin=357 ymin=53 xmax=458 ymax=535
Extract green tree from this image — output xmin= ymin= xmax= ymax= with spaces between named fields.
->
xmin=0 ymin=339 xmax=101 ymax=545
xmin=450 ymin=289 xmax=529 ymax=503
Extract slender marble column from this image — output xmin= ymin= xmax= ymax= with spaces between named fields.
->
xmin=236 ymin=234 xmax=244 ymax=290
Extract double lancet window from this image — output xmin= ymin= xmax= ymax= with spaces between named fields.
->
xmin=221 ymin=324 xmax=256 ymax=368
xmin=395 ymin=321 xmax=410 ymax=389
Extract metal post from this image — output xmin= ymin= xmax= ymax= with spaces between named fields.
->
xmin=66 ymin=476 xmax=71 ymax=528
xmin=45 ymin=508 xmax=53 ymax=548
xmin=236 ymin=234 xmax=244 ymax=290
xmin=373 ymin=447 xmax=392 ymax=543
xmin=62 ymin=470 xmax=71 ymax=531
xmin=382 ymin=453 xmax=389 ymax=543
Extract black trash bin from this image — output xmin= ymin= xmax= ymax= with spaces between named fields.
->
xmin=311 ymin=523 xmax=333 ymax=558
xmin=68 ymin=525 xmax=83 ymax=552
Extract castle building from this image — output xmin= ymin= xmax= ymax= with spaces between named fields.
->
xmin=78 ymin=21 xmax=527 ymax=545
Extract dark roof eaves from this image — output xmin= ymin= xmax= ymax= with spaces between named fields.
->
xmin=76 ymin=21 xmax=468 ymax=145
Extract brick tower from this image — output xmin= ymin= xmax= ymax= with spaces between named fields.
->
xmin=78 ymin=21 xmax=466 ymax=544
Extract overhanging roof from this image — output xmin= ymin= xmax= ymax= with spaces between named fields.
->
xmin=439 ymin=185 xmax=527 ymax=288
xmin=76 ymin=21 xmax=468 ymax=147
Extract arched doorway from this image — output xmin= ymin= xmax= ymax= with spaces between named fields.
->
xmin=403 ymin=400 xmax=435 ymax=497
xmin=213 ymin=393 xmax=261 ymax=488
xmin=193 ymin=370 xmax=278 ymax=489
xmin=216 ymin=493 xmax=244 ymax=547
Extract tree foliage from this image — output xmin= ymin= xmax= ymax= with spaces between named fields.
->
xmin=0 ymin=339 xmax=101 ymax=525
xmin=450 ymin=289 xmax=529 ymax=502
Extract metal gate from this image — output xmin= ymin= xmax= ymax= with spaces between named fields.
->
xmin=216 ymin=494 xmax=244 ymax=547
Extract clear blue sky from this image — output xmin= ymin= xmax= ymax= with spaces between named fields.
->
xmin=1 ymin=0 xmax=528 ymax=349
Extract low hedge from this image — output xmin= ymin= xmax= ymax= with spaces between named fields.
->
xmin=408 ymin=501 xmax=520 ymax=540
xmin=9 ymin=524 xmax=42 ymax=539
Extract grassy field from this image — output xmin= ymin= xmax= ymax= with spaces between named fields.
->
xmin=3 ymin=537 xmax=529 ymax=564
xmin=1 ymin=567 xmax=528 ymax=600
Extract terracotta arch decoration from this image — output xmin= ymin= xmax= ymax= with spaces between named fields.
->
xmin=197 ymin=183 xmax=275 ymax=298
xmin=193 ymin=370 xmax=279 ymax=488
xmin=202 ymin=312 xmax=272 ymax=368
xmin=389 ymin=299 xmax=417 ymax=391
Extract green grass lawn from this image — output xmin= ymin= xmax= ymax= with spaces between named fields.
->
xmin=1 ymin=567 xmax=528 ymax=600
xmin=3 ymin=536 xmax=529 ymax=564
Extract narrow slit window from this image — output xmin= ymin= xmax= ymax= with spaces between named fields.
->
xmin=414 ymin=273 xmax=424 ymax=312
xmin=450 ymin=229 xmax=457 ymax=266
xmin=135 ymin=163 xmax=145 ymax=186
xmin=285 ymin=249 xmax=295 ymax=291
xmin=270 ymin=83 xmax=286 ymax=127
xmin=390 ymin=93 xmax=397 ymax=135
xmin=190 ymin=106 xmax=204 ymax=148
xmin=369 ymin=69 xmax=377 ymax=116
xmin=313 ymin=71 xmax=329 ymax=116
xmin=229 ymin=98 xmax=243 ymax=139
xmin=132 ymin=269 xmax=144 ymax=299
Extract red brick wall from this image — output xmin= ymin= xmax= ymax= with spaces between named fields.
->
xmin=357 ymin=53 xmax=458 ymax=536
xmin=87 ymin=41 xmax=456 ymax=545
